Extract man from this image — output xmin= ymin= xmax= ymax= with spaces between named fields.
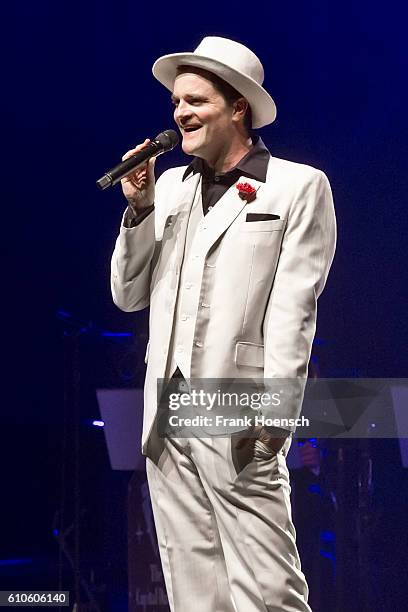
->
xmin=111 ymin=36 xmax=336 ymax=612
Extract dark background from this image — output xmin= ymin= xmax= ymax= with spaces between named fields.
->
xmin=3 ymin=0 xmax=408 ymax=609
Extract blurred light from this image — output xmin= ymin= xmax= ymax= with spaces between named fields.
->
xmin=92 ymin=420 xmax=105 ymax=427
xmin=56 ymin=309 xmax=70 ymax=319
xmin=101 ymin=332 xmax=132 ymax=337
xmin=320 ymin=530 xmax=336 ymax=542
xmin=297 ymin=438 xmax=318 ymax=448
xmin=0 ymin=558 xmax=33 ymax=566
xmin=320 ymin=550 xmax=336 ymax=562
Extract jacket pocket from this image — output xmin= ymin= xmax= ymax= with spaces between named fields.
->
xmin=240 ymin=219 xmax=285 ymax=232
xmin=235 ymin=341 xmax=264 ymax=368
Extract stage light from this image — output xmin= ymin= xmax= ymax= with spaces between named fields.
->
xmin=92 ymin=420 xmax=105 ymax=427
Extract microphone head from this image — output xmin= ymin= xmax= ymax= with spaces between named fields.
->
xmin=154 ymin=129 xmax=179 ymax=152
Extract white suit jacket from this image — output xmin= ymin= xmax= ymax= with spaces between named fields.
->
xmin=111 ymin=155 xmax=337 ymax=453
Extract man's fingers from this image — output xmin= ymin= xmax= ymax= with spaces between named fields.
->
xmin=235 ymin=424 xmax=270 ymax=449
xmin=121 ymin=139 xmax=153 ymax=185
xmin=124 ymin=157 xmax=155 ymax=187
xmin=147 ymin=157 xmax=156 ymax=179
xmin=121 ymin=138 xmax=150 ymax=162
xmin=120 ymin=138 xmax=155 ymax=203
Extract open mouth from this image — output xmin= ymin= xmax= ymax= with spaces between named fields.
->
xmin=183 ymin=125 xmax=202 ymax=133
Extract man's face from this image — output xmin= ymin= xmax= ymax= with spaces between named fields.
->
xmin=172 ymin=72 xmax=235 ymax=165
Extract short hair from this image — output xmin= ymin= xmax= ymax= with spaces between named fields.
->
xmin=176 ymin=65 xmax=253 ymax=133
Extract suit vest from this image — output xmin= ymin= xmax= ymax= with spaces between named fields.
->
xmin=166 ymin=178 xmax=210 ymax=379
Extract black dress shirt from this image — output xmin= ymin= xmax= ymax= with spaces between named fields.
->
xmin=182 ymin=135 xmax=270 ymax=215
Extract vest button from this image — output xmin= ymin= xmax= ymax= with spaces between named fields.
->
xmin=194 ymin=341 xmax=203 ymax=348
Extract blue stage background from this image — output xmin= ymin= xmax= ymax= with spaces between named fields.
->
xmin=3 ymin=0 xmax=408 ymax=608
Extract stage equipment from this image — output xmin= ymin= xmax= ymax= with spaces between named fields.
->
xmin=55 ymin=310 xmax=145 ymax=611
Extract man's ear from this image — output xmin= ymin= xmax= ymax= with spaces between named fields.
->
xmin=232 ymin=97 xmax=248 ymax=122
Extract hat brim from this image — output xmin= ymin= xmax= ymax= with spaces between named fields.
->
xmin=152 ymin=52 xmax=277 ymax=129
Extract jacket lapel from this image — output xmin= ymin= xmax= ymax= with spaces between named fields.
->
xmin=165 ymin=162 xmax=270 ymax=265
xmin=164 ymin=172 xmax=201 ymax=272
xmin=202 ymin=176 xmax=265 ymax=251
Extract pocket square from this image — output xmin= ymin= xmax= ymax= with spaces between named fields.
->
xmin=246 ymin=213 xmax=280 ymax=222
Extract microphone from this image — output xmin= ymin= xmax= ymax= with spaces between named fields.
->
xmin=96 ymin=129 xmax=179 ymax=190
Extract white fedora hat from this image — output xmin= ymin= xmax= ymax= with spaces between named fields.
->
xmin=152 ymin=36 xmax=277 ymax=129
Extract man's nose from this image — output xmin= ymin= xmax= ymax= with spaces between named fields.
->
xmin=175 ymin=101 xmax=192 ymax=124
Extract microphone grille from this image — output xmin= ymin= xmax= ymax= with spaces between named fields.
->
xmin=155 ymin=129 xmax=179 ymax=152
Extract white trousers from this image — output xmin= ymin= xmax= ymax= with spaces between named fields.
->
xmin=145 ymin=424 xmax=312 ymax=612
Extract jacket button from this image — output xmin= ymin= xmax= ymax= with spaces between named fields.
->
xmin=194 ymin=341 xmax=203 ymax=348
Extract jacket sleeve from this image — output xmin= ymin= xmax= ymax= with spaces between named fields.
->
xmin=261 ymin=169 xmax=337 ymax=428
xmin=110 ymin=169 xmax=173 ymax=312
xmin=110 ymin=208 xmax=156 ymax=312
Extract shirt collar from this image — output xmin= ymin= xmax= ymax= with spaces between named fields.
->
xmin=182 ymin=135 xmax=270 ymax=183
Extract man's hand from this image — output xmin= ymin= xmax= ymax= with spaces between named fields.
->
xmin=236 ymin=424 xmax=289 ymax=453
xmin=121 ymin=139 xmax=156 ymax=212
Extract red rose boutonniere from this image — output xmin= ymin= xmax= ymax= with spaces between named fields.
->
xmin=236 ymin=182 xmax=258 ymax=203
